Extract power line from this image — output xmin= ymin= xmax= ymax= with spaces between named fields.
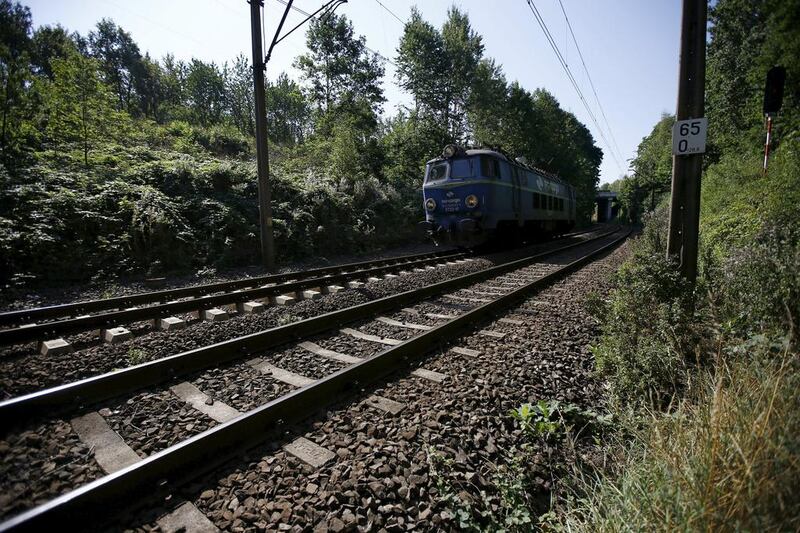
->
xmin=523 ymin=0 xmax=625 ymax=175
xmin=372 ymin=0 xmax=405 ymax=25
xmin=526 ymin=0 xmax=624 ymax=173
xmin=270 ymin=0 xmax=398 ymax=66
xmin=555 ymin=0 xmax=625 ymax=168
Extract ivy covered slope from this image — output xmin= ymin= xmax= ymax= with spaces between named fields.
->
xmin=0 ymin=3 xmax=605 ymax=285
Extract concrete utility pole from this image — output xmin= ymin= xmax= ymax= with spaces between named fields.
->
xmin=250 ymin=0 xmax=276 ymax=271
xmin=666 ymin=0 xmax=707 ymax=283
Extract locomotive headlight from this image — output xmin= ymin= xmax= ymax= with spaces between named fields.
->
xmin=425 ymin=198 xmax=436 ymax=211
xmin=442 ymin=144 xmax=458 ymax=158
xmin=465 ymin=194 xmax=479 ymax=208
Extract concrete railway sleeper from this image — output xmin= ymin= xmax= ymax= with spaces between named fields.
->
xmin=0 ymin=228 xmax=629 ymax=531
xmin=0 ymin=228 xmax=600 ymax=347
xmin=0 ymin=250 xmax=470 ymax=329
xmin=0 ymin=228 xmax=620 ymax=430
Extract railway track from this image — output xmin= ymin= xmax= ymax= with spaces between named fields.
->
xmin=0 ymin=227 xmax=628 ymax=531
xmin=0 ymin=229 xmax=601 ymax=350
xmin=0 ymin=249 xmax=472 ymax=348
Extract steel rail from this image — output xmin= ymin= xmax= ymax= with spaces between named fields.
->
xmin=0 ymin=226 xmax=600 ymax=330
xmin=0 ymin=229 xmax=619 ymax=430
xmin=0 ymin=251 xmax=473 ymax=346
xmin=0 ymin=228 xmax=630 ymax=533
xmin=0 ymin=249 xmax=464 ymax=329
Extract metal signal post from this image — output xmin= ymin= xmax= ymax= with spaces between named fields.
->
xmin=249 ymin=0 xmax=346 ymax=271
xmin=666 ymin=0 xmax=707 ymax=283
xmin=250 ymin=0 xmax=276 ymax=271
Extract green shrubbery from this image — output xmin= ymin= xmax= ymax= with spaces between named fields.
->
xmin=0 ymin=123 xmax=418 ymax=283
xmin=564 ymin=348 xmax=800 ymax=532
xmin=559 ymin=140 xmax=800 ymax=530
xmin=590 ymin=208 xmax=698 ymax=408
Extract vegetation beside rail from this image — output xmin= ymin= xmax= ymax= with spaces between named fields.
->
xmin=0 ymin=2 xmax=603 ymax=286
xmin=429 ymin=0 xmax=800 ymax=529
xmin=565 ymin=0 xmax=800 ymax=528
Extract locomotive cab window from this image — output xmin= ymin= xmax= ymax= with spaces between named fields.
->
xmin=425 ymin=162 xmax=448 ymax=183
xmin=450 ymin=158 xmax=475 ymax=179
xmin=480 ymin=156 xmax=501 ymax=178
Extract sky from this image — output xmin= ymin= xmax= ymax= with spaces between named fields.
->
xmin=26 ymin=0 xmax=682 ymax=185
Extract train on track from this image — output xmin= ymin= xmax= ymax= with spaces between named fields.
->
xmin=419 ymin=145 xmax=576 ymax=246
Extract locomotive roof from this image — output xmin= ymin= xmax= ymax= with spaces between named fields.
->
xmin=427 ymin=148 xmax=569 ymax=186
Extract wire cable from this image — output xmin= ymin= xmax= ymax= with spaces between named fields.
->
xmin=556 ymin=0 xmax=625 ymax=167
xmin=372 ymin=0 xmax=405 ymax=25
xmin=271 ymin=0 xmax=397 ymax=66
xmin=527 ymin=0 xmax=623 ymax=173
xmin=523 ymin=0 xmax=625 ymax=175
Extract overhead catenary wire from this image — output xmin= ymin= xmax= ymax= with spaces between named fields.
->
xmin=372 ymin=0 xmax=405 ymax=25
xmin=555 ymin=0 xmax=625 ymax=169
xmin=523 ymin=0 xmax=625 ymax=175
xmin=271 ymin=0 xmax=398 ymax=66
xmin=526 ymin=0 xmax=624 ymax=173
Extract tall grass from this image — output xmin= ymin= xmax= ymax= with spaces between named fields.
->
xmin=563 ymin=346 xmax=800 ymax=532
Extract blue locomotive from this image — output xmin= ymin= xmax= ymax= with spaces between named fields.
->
xmin=419 ymin=145 xmax=576 ymax=246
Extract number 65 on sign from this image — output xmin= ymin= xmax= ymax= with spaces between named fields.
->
xmin=672 ymin=117 xmax=708 ymax=155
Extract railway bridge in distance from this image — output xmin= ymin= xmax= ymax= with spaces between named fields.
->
xmin=595 ymin=191 xmax=619 ymax=222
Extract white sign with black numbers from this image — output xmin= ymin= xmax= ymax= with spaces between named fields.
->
xmin=672 ymin=117 xmax=708 ymax=155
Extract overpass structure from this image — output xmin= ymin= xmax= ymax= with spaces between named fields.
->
xmin=596 ymin=191 xmax=619 ymax=222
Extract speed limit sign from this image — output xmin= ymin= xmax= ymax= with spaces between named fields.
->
xmin=672 ymin=118 xmax=708 ymax=155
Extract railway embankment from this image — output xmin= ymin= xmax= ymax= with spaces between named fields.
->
xmin=547 ymin=153 xmax=800 ymax=528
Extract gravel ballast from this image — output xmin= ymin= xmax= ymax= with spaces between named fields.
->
xmin=0 ymin=419 xmax=105 ymax=521
xmin=0 ymin=230 xmax=609 ymax=398
xmin=0 ymin=230 xmax=624 ymax=528
xmin=121 ymin=237 xmax=630 ymax=531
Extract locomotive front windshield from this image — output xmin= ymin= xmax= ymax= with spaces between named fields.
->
xmin=425 ymin=162 xmax=448 ymax=182
xmin=450 ymin=158 xmax=475 ymax=178
xmin=425 ymin=157 xmax=478 ymax=182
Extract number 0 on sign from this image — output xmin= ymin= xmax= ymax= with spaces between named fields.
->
xmin=672 ymin=117 xmax=708 ymax=155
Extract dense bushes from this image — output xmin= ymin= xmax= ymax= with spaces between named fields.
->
xmin=590 ymin=137 xmax=799 ymax=406
xmin=0 ymin=125 xmax=417 ymax=284
xmin=590 ymin=208 xmax=698 ymax=408
xmin=559 ymin=137 xmax=800 ymax=529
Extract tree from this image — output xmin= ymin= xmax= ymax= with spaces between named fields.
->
xmin=134 ymin=53 xmax=166 ymax=121
xmin=468 ymin=58 xmax=509 ymax=147
xmin=395 ymin=8 xmax=446 ymax=116
xmin=159 ymin=53 xmax=187 ymax=122
xmin=295 ymin=13 xmax=384 ymax=117
xmin=382 ymin=110 xmax=446 ymax=198
xmin=225 ymin=54 xmax=254 ymax=136
xmin=440 ymin=6 xmax=483 ymax=142
xmin=630 ymin=114 xmax=674 ymax=212
xmin=0 ymin=0 xmax=32 ymax=158
xmin=706 ymin=0 xmax=800 ymax=154
xmin=184 ymin=59 xmax=225 ymax=126
xmin=88 ymin=18 xmax=145 ymax=113
xmin=267 ymin=72 xmax=310 ymax=145
xmin=29 ymin=24 xmax=76 ymax=79
xmin=395 ymin=6 xmax=483 ymax=143
xmin=41 ymin=54 xmax=124 ymax=166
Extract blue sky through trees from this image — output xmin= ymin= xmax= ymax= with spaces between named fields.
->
xmin=28 ymin=0 xmax=682 ymax=185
